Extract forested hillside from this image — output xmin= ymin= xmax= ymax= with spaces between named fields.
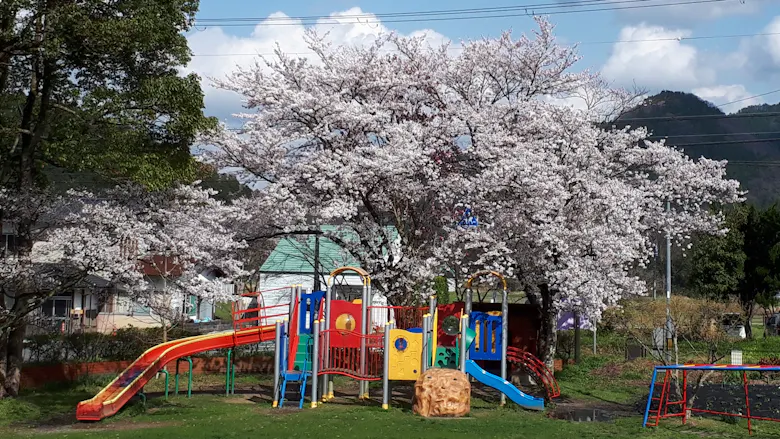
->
xmin=616 ymin=91 xmax=780 ymax=206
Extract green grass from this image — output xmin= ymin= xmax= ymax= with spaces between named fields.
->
xmin=3 ymin=391 xmax=780 ymax=439
xmin=214 ymin=302 xmax=233 ymax=321
xmin=6 ymin=329 xmax=780 ymax=438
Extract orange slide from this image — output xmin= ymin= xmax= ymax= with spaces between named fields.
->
xmin=76 ymin=325 xmax=276 ymax=421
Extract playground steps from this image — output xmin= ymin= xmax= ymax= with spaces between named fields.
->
xmin=293 ymin=334 xmax=312 ymax=372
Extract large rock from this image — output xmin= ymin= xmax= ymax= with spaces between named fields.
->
xmin=413 ymin=368 xmax=471 ymax=417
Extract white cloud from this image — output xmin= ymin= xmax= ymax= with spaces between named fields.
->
xmin=734 ymin=15 xmax=780 ymax=79
xmin=184 ymin=8 xmax=449 ymax=122
xmin=601 ymin=24 xmax=716 ymax=89
xmin=692 ymin=84 xmax=764 ymax=112
xmin=615 ymin=0 xmax=759 ymax=26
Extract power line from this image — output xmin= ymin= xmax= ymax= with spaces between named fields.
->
xmin=617 ymin=112 xmax=780 ymax=123
xmin=196 ymin=0 xmax=627 ymax=22
xmin=671 ymin=137 xmax=780 ymax=147
xmin=650 ymin=131 xmax=780 ymax=139
xmin=193 ymin=0 xmax=732 ymax=27
xmin=189 ymin=30 xmax=780 ymax=57
xmin=716 ymin=89 xmax=780 ymax=108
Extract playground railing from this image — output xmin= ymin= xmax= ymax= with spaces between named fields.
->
xmin=231 ymin=288 xmax=294 ymax=330
xmin=368 ymin=306 xmax=427 ymax=332
xmin=317 ymin=329 xmax=384 ymax=381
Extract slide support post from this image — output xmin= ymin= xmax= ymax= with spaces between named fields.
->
xmin=273 ymin=320 xmax=281 ymax=407
xmin=383 ymin=321 xmax=391 ymax=410
xmin=460 ymin=314 xmax=469 ymax=373
xmin=501 ymin=288 xmax=508 ymax=406
xmin=311 ymin=319 xmax=320 ymax=408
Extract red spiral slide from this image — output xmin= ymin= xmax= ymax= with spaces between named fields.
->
xmin=507 ymin=346 xmax=561 ymax=400
xmin=76 ymin=325 xmax=276 ymax=421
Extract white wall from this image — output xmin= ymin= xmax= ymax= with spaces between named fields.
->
xmin=246 ymin=273 xmax=392 ymax=330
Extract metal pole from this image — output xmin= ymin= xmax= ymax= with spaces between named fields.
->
xmin=311 ymin=319 xmax=319 ymax=408
xmin=665 ymin=200 xmax=672 ymax=363
xmin=459 ymin=314 xmax=469 ymax=373
xmin=421 ymin=314 xmax=429 ymax=373
xmin=323 ymin=280 xmax=332 ymax=401
xmin=653 ymin=241 xmax=658 ymax=300
xmin=429 ymin=295 xmax=436 ymax=317
xmin=273 ymin=320 xmax=281 ymax=407
xmin=313 ymin=235 xmax=321 ymax=291
xmin=366 ymin=283 xmax=372 ymax=399
xmin=382 ymin=322 xmax=391 ymax=410
xmin=359 ymin=283 xmax=368 ymax=399
xmin=465 ymin=288 xmax=472 ymax=317
xmin=225 ymin=349 xmax=232 ymax=396
xmin=574 ymin=311 xmax=581 ymax=364
xmin=500 ymin=288 xmax=508 ymax=406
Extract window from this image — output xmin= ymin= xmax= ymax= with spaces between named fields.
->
xmin=1 ymin=234 xmax=17 ymax=255
xmin=40 ymin=297 xmax=72 ymax=318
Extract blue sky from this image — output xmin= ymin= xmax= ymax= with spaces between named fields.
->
xmin=185 ymin=0 xmax=780 ymax=122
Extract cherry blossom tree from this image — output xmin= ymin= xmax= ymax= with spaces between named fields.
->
xmin=0 ymin=184 xmax=245 ymax=396
xmin=123 ymin=184 xmax=248 ymax=342
xmin=203 ymin=16 xmax=741 ymax=365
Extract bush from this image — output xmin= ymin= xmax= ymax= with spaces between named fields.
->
xmin=601 ymin=296 xmax=741 ymax=343
xmin=24 ymin=326 xmax=200 ymax=365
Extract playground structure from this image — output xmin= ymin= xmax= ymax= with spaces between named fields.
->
xmin=272 ymin=267 xmax=559 ymax=410
xmin=643 ymin=363 xmax=780 ymax=435
xmin=75 ymin=266 xmax=559 ymax=420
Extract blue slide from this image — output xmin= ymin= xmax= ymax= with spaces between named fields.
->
xmin=465 ymin=360 xmax=545 ymax=411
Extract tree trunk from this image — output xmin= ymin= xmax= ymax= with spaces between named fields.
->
xmin=4 ymin=323 xmax=25 ymax=396
xmin=742 ymin=300 xmax=754 ymax=340
xmin=0 ymin=331 xmax=7 ymax=399
xmin=162 ymin=318 xmax=168 ymax=343
xmin=527 ymin=283 xmax=557 ymax=370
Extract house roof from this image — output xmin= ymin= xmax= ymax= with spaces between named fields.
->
xmin=259 ymin=225 xmax=398 ymax=274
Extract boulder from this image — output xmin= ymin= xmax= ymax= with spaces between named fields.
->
xmin=412 ymin=368 xmax=470 ymax=417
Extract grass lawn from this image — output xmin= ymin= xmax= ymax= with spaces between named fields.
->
xmin=3 ymin=362 xmax=780 ymax=439
xmin=5 ymin=327 xmax=780 ymax=439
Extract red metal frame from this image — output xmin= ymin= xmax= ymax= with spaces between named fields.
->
xmin=317 ymin=329 xmax=384 ymax=381
xmin=644 ymin=364 xmax=780 ymax=435
xmin=231 ymin=289 xmax=293 ymax=330
xmin=368 ymin=305 xmax=427 ymax=331
xmin=506 ymin=347 xmax=561 ymax=399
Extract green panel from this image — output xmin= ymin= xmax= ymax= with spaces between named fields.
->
xmin=293 ymin=334 xmax=313 ymax=372
xmin=434 ymin=347 xmax=458 ymax=369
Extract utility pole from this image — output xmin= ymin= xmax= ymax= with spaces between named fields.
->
xmin=574 ymin=311 xmax=581 ymax=364
xmin=653 ymin=240 xmax=658 ymax=300
xmin=665 ymin=201 xmax=673 ymax=363
xmin=313 ymin=234 xmax=321 ymax=291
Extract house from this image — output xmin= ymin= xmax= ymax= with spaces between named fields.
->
xmin=254 ymin=227 xmax=396 ymax=324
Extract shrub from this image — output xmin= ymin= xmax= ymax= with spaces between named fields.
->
xmin=24 ymin=326 xmax=200 ymax=365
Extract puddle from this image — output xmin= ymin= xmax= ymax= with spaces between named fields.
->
xmin=549 ymin=408 xmax=615 ymax=423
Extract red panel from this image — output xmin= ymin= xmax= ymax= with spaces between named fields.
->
xmin=328 ymin=300 xmax=363 ymax=348
xmin=437 ymin=302 xmax=464 ymax=347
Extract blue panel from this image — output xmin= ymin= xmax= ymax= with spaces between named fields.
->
xmin=298 ymin=290 xmax=326 ymax=334
xmin=469 ymin=312 xmax=503 ymax=361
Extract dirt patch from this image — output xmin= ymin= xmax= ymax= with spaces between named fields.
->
xmin=18 ymin=420 xmax=181 ymax=434
xmin=223 ymin=397 xmax=258 ymax=404
xmin=551 ymin=396 xmax=639 ymax=417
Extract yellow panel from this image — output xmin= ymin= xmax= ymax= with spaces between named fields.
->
xmin=486 ymin=311 xmax=502 ymax=316
xmin=388 ymin=329 xmax=423 ymax=381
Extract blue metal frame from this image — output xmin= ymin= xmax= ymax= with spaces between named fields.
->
xmin=469 ymin=311 xmax=503 ymax=361
xmin=277 ymin=321 xmax=314 ymax=409
xmin=299 ymin=290 xmax=325 ymax=335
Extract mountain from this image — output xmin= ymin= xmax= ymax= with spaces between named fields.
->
xmin=615 ymin=91 xmax=780 ymax=206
